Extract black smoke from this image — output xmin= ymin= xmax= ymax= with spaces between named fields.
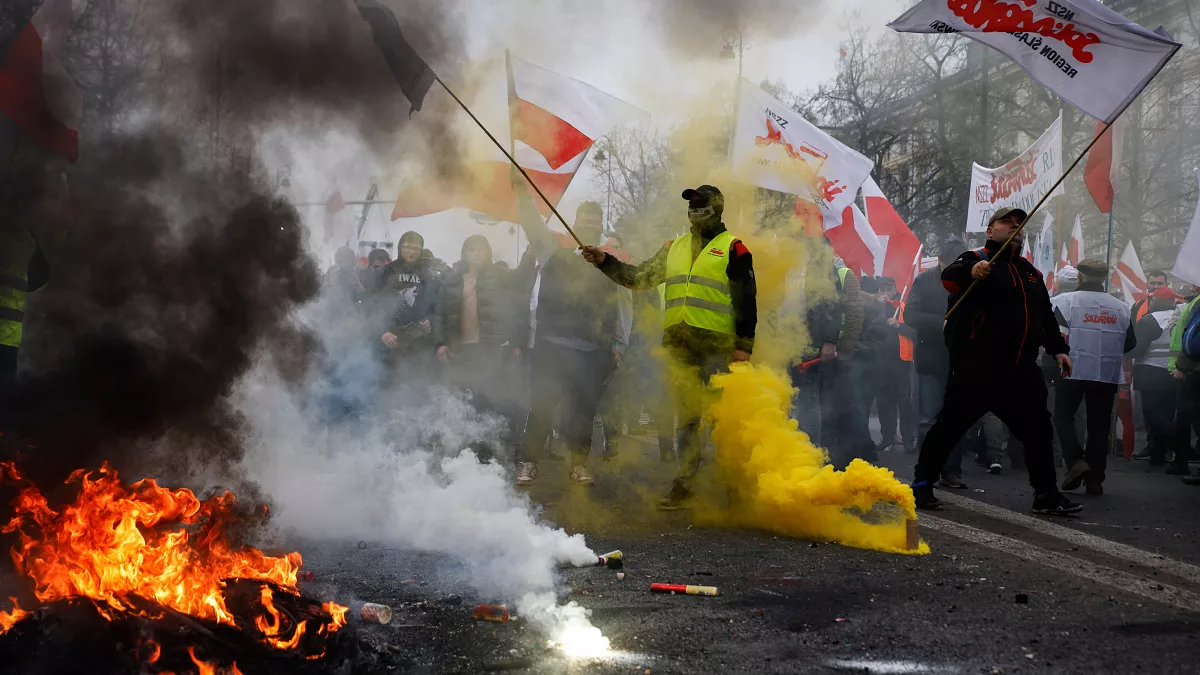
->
xmin=0 ymin=0 xmax=461 ymax=490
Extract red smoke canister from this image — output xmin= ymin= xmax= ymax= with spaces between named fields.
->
xmin=472 ymin=604 xmax=511 ymax=623
xmin=650 ymin=583 xmax=718 ymax=596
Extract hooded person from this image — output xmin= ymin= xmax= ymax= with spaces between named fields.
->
xmin=513 ymin=181 xmax=630 ymax=488
xmin=324 ymin=246 xmax=366 ymax=308
xmin=432 ymin=234 xmax=532 ymax=459
xmin=1128 ymin=283 xmax=1186 ymax=466
xmin=581 ymin=184 xmax=758 ymax=509
xmin=369 ymin=230 xmax=442 ymax=379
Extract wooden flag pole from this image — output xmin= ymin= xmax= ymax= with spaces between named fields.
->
xmin=945 ymin=120 xmax=1113 ymax=321
xmin=432 ymin=75 xmax=584 ymax=248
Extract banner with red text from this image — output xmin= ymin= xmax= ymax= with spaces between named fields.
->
xmin=888 ymin=0 xmax=1181 ymax=123
xmin=965 ymin=112 xmax=1063 ymax=232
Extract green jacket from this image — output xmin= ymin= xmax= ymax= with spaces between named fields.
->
xmin=1169 ymin=296 xmax=1200 ymax=373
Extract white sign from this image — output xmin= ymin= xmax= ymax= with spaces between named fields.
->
xmin=888 ymin=0 xmax=1181 ymax=123
xmin=729 ymin=78 xmax=873 ymax=216
xmin=965 ymin=112 xmax=1063 ymax=233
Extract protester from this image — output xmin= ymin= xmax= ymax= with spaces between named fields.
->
xmin=325 ymin=246 xmax=366 ymax=308
xmin=1131 ymin=270 xmax=1170 ymax=324
xmin=902 ymin=236 xmax=974 ymax=488
xmin=595 ymin=233 xmax=635 ymax=462
xmin=1051 ymin=259 xmax=1136 ymax=495
xmin=515 ymin=184 xmax=628 ymax=488
xmin=875 ymin=276 xmax=916 ymax=454
xmin=433 ymin=234 xmax=531 ymax=461
xmin=1129 ymin=284 xmax=1182 ymax=466
xmin=1169 ymin=284 xmax=1200 ymax=484
xmin=367 ymin=248 xmax=391 ymax=269
xmin=912 ymin=208 xmax=1080 ymax=515
xmin=370 ymin=231 xmax=441 ymax=380
xmin=0 ymin=222 xmax=50 ymax=384
xmin=854 ymin=275 xmax=890 ymax=463
xmin=582 ymin=185 xmax=757 ymax=509
xmin=805 ymin=259 xmax=869 ymax=466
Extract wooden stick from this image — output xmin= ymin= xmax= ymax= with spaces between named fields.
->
xmin=433 ymin=75 xmax=584 ymax=248
xmin=944 ymin=121 xmax=1113 ymax=321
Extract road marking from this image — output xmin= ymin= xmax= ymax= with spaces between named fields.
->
xmin=921 ymin=514 xmax=1200 ymax=614
xmin=935 ymin=491 xmax=1200 ymax=587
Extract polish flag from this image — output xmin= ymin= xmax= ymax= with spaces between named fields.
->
xmin=1067 ymin=216 xmax=1084 ymax=266
xmin=1111 ymin=240 xmax=1146 ymax=305
xmin=919 ymin=256 xmax=939 ymax=273
xmin=393 ymin=53 xmax=643 ymax=225
xmin=1084 ymin=116 xmax=1126 ymax=214
xmin=823 ymin=204 xmax=882 ymax=278
xmin=862 ymin=177 xmax=921 ymax=290
xmin=0 ymin=0 xmax=81 ymax=163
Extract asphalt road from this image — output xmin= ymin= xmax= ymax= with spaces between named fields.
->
xmin=293 ymin=429 xmax=1200 ymax=675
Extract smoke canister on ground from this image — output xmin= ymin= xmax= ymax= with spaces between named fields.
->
xmin=472 ymin=604 xmax=511 ymax=622
xmin=360 ymin=602 xmax=392 ymax=624
xmin=650 ymin=583 xmax=718 ymax=596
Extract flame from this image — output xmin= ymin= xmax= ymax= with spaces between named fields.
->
xmin=188 ymin=647 xmax=216 ymax=675
xmin=0 ymin=461 xmax=348 ymax=653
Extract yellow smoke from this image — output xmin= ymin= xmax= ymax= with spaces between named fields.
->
xmin=704 ymin=363 xmax=928 ymax=555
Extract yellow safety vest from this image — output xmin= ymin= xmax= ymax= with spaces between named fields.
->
xmin=0 ymin=227 xmax=36 ymax=349
xmin=663 ymin=231 xmax=736 ymax=335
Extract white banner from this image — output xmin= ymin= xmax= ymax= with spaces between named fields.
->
xmin=965 ymin=112 xmax=1063 ymax=232
xmin=730 ymin=78 xmax=873 ymax=215
xmin=1173 ymin=168 xmax=1200 ymax=287
xmin=887 ymin=0 xmax=1181 ymax=123
xmin=1033 ymin=212 xmax=1057 ymax=281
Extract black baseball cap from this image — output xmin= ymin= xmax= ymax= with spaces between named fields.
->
xmin=682 ymin=185 xmax=724 ymax=210
xmin=988 ymin=207 xmax=1028 ymax=226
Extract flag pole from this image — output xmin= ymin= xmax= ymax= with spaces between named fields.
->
xmin=432 ymin=75 xmax=585 ymax=248
xmin=945 ymin=120 xmax=1113 ymax=320
xmin=1103 ymin=196 xmax=1116 ymax=292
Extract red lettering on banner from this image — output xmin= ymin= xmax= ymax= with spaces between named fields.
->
xmin=947 ymin=0 xmax=1101 ymax=64
xmin=817 ymin=177 xmax=845 ymax=203
xmin=988 ymin=153 xmax=1040 ymax=202
xmin=1083 ymin=313 xmax=1117 ymax=324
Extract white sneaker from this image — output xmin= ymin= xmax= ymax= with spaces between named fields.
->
xmin=569 ymin=465 xmax=595 ymax=486
xmin=516 ymin=462 xmax=538 ymax=486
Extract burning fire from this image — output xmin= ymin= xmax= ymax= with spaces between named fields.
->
xmin=0 ymin=461 xmax=348 ymax=655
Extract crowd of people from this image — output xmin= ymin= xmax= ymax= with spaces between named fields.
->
xmin=310 ymin=194 xmax=1200 ymax=515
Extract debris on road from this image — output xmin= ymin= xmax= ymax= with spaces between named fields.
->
xmin=835 ymin=617 xmax=849 ymax=623
xmin=974 ymin=489 xmax=986 ymax=493
xmin=595 ymin=550 xmax=624 ymax=569
xmin=1015 ymin=593 xmax=1029 ymax=604
xmin=650 ymin=583 xmax=718 ymax=596
xmin=360 ymin=602 xmax=393 ymax=625
xmin=616 ymin=572 xmax=625 ymax=581
xmin=472 ymin=604 xmax=512 ymax=623
xmin=298 ymin=571 xmax=314 ymax=582
xmin=905 ymin=519 xmax=920 ymax=551
xmin=357 ymin=541 xmax=368 ymax=549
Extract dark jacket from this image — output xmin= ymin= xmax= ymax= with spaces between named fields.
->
xmin=434 ymin=259 xmax=531 ymax=350
xmin=370 ymin=257 xmax=441 ymax=345
xmin=904 ymin=266 xmax=950 ymax=376
xmin=855 ymin=295 xmax=892 ymax=367
xmin=597 ymin=223 xmax=757 ymax=354
xmin=942 ymin=239 xmax=1069 ymax=376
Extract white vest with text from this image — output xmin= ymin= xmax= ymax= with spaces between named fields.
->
xmin=1051 ymin=290 xmax=1131 ymax=384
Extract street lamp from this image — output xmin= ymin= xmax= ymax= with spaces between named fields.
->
xmin=722 ymin=31 xmax=746 ymax=80
xmin=593 ymin=146 xmax=612 ymax=230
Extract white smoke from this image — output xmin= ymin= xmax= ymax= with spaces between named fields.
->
xmin=230 ymin=298 xmax=605 ymax=650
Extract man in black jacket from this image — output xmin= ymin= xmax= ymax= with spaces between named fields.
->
xmin=515 ymin=186 xmax=627 ymax=488
xmin=903 ymin=237 xmax=975 ymax=488
xmin=370 ymin=230 xmax=442 ymax=381
xmin=912 ymin=208 xmax=1081 ymax=515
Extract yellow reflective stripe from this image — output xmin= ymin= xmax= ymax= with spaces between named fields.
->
xmin=664 ymin=275 xmax=690 ymax=286
xmin=0 ymin=307 xmax=24 ymax=322
xmin=682 ymin=297 xmax=733 ymax=315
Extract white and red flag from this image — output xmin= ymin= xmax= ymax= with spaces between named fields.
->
xmin=393 ymin=53 xmax=643 ymax=225
xmin=1067 ymin=215 xmax=1084 ymax=266
xmin=1083 ymin=116 xmax=1126 ymax=214
xmin=888 ymin=0 xmax=1181 ymax=124
xmin=823 ymin=204 xmax=882 ymax=278
xmin=1110 ymin=240 xmax=1146 ymax=305
xmin=730 ymin=78 xmax=873 ymax=219
xmin=1172 ymin=168 xmax=1200 ymax=287
xmin=862 ymin=177 xmax=921 ymax=290
xmin=0 ymin=0 xmax=81 ymax=163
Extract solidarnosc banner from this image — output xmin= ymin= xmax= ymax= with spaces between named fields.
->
xmin=965 ymin=112 xmax=1063 ymax=233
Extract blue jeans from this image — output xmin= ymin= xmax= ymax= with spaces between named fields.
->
xmin=912 ymin=369 xmax=966 ymax=478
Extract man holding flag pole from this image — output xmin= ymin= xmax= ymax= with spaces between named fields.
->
xmin=888 ymin=0 xmax=1181 ymax=512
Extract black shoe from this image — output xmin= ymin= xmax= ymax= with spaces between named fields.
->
xmin=938 ymin=475 xmax=969 ymax=490
xmin=1132 ymin=449 xmax=1152 ymax=461
xmin=1166 ymin=464 xmax=1191 ymax=475
xmin=1061 ymin=460 xmax=1090 ymax=492
xmin=987 ymin=456 xmax=1004 ymax=475
xmin=1183 ymin=473 xmax=1200 ymax=486
xmin=657 ymin=478 xmax=694 ymax=511
xmin=1149 ymin=458 xmax=1165 ymax=467
xmin=1032 ymin=491 xmax=1083 ymax=515
xmin=913 ymin=482 xmax=943 ymax=510
xmin=1085 ymin=479 xmax=1103 ymax=496
xmin=974 ymin=454 xmax=989 ymax=467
